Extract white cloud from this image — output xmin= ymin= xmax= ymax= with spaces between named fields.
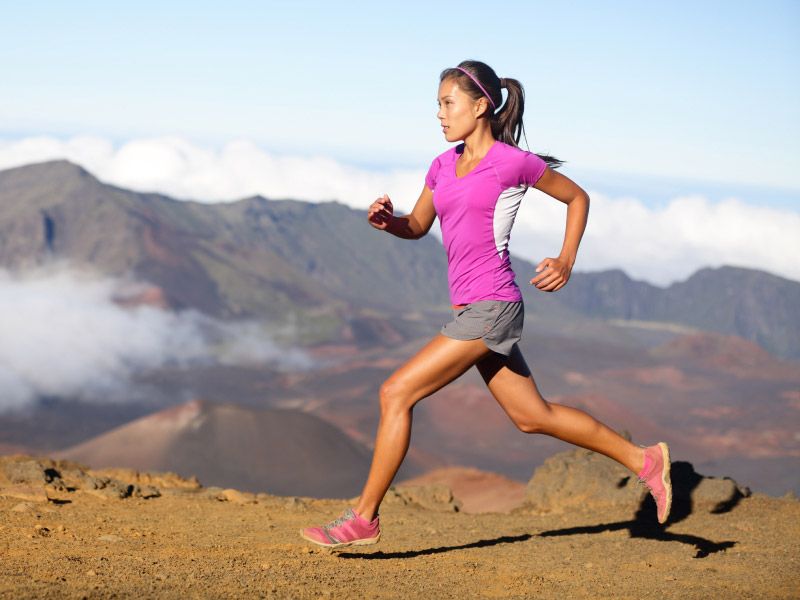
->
xmin=513 ymin=189 xmax=800 ymax=286
xmin=0 ymin=135 xmax=798 ymax=287
xmin=0 ymin=134 xmax=426 ymax=215
xmin=0 ymin=264 xmax=312 ymax=414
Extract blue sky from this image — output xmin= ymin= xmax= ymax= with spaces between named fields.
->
xmin=1 ymin=1 xmax=799 ymax=286
xmin=2 ymin=1 xmax=798 ymax=189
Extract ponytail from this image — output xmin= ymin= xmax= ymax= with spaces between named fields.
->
xmin=440 ymin=60 xmax=564 ymax=169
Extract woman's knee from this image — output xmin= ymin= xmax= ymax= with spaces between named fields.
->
xmin=511 ymin=403 xmax=553 ymax=434
xmin=513 ymin=418 xmax=543 ymax=434
xmin=379 ymin=378 xmax=415 ymax=415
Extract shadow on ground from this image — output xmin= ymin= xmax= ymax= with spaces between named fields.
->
xmin=339 ymin=461 xmax=740 ymax=560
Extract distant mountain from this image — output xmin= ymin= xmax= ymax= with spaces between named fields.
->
xmin=0 ymin=159 xmax=450 ymax=346
xmin=52 ymin=398 xmax=372 ymax=498
xmin=556 ymin=266 xmax=800 ymax=359
xmin=1 ymin=159 xmax=797 ymax=357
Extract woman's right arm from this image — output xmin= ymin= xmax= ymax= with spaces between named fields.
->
xmin=367 ymin=185 xmax=436 ymax=240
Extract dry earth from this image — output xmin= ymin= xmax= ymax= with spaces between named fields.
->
xmin=1 ymin=454 xmax=798 ymax=599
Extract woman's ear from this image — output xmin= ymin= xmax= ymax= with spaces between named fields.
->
xmin=474 ymin=97 xmax=490 ymax=119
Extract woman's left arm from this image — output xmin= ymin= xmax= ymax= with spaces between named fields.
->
xmin=528 ymin=167 xmax=590 ymax=292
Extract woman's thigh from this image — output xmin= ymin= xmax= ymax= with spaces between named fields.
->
xmin=475 ymin=344 xmax=551 ymax=427
xmin=382 ymin=333 xmax=494 ymax=408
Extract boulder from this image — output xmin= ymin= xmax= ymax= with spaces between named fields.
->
xmin=525 ymin=447 xmax=644 ymax=514
xmin=524 ymin=447 xmax=751 ymax=516
xmin=387 ymin=483 xmax=462 ymax=513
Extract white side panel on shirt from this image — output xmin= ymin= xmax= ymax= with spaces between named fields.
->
xmin=493 ymin=186 xmax=527 ymax=259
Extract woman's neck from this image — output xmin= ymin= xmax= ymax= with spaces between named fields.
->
xmin=460 ymin=130 xmax=496 ymax=159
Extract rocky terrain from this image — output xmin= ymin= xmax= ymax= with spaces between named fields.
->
xmin=1 ymin=450 xmax=797 ymax=599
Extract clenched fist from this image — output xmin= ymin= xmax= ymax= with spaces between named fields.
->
xmin=367 ymin=194 xmax=394 ymax=230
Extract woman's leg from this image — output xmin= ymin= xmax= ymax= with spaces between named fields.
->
xmin=355 ymin=333 xmax=494 ymax=521
xmin=475 ymin=344 xmax=646 ymax=474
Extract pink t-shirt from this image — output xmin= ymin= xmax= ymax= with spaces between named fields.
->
xmin=425 ymin=140 xmax=547 ymax=305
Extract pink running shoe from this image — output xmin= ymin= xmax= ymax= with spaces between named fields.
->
xmin=637 ymin=442 xmax=672 ymax=524
xmin=299 ymin=508 xmax=381 ymax=549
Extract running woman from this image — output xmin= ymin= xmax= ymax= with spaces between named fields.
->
xmin=300 ymin=60 xmax=671 ymax=549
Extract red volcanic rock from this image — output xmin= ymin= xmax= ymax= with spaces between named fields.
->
xmin=423 ymin=383 xmax=515 ymax=438
xmin=686 ymin=426 xmax=799 ymax=460
xmin=397 ymin=466 xmax=526 ymax=514
xmin=140 ymin=221 xmax=184 ymax=267
xmin=0 ymin=442 xmax=35 ymax=455
xmin=593 ymin=365 xmax=709 ymax=391
xmin=559 ymin=393 xmax=681 ymax=450
xmin=111 ymin=284 xmax=169 ymax=309
xmin=780 ymin=389 xmax=800 ymax=410
xmin=56 ymin=399 xmax=208 ymax=471
xmin=650 ymin=332 xmax=799 ymax=379
xmin=51 ymin=398 xmax=373 ymax=498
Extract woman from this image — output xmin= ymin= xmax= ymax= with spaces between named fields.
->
xmin=300 ymin=60 xmax=671 ymax=548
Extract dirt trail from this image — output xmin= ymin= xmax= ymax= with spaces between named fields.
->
xmin=1 ymin=455 xmax=798 ymax=599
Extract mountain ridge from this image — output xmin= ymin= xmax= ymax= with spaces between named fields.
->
xmin=1 ymin=158 xmax=797 ymax=357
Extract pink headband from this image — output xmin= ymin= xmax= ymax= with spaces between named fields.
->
xmin=454 ymin=66 xmax=497 ymax=111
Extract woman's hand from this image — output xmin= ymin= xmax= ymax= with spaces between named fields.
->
xmin=529 ymin=256 xmax=573 ymax=292
xmin=367 ymin=194 xmax=394 ymax=230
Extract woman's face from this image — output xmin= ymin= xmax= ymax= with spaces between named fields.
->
xmin=437 ymin=78 xmax=487 ymax=142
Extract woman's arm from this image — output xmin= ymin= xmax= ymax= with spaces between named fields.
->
xmin=529 ymin=167 xmax=590 ymax=291
xmin=372 ymin=185 xmax=437 ymax=240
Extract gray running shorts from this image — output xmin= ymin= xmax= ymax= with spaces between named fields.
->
xmin=440 ymin=300 xmax=524 ymax=356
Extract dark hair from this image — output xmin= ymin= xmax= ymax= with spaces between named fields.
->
xmin=439 ymin=59 xmax=564 ymax=169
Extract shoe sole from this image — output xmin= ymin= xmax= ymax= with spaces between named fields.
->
xmin=657 ymin=441 xmax=672 ymax=524
xmin=298 ymin=529 xmax=381 ymax=549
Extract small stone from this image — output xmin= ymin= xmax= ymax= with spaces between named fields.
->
xmin=220 ymin=489 xmax=256 ymax=504
xmin=86 ymin=570 xmax=97 ymax=577
xmin=135 ymin=485 xmax=161 ymax=499
xmin=284 ymin=497 xmax=307 ymax=511
xmin=34 ymin=525 xmax=51 ymax=537
xmin=1 ymin=485 xmax=49 ymax=503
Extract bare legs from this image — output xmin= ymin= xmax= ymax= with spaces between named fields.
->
xmin=354 ymin=338 xmax=646 ymax=522
xmin=475 ymin=344 xmax=645 ymax=474
xmin=355 ymin=334 xmax=493 ymax=521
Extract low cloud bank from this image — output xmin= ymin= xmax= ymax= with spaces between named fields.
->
xmin=0 ymin=265 xmax=312 ymax=414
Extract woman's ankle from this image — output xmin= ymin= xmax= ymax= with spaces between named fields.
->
xmin=355 ymin=504 xmax=378 ymax=522
xmin=630 ymin=445 xmax=646 ymax=476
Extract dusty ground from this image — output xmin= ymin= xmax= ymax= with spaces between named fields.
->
xmin=1 ymin=459 xmax=798 ymax=600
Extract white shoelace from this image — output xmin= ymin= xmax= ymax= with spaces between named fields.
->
xmin=323 ymin=509 xmax=354 ymax=530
